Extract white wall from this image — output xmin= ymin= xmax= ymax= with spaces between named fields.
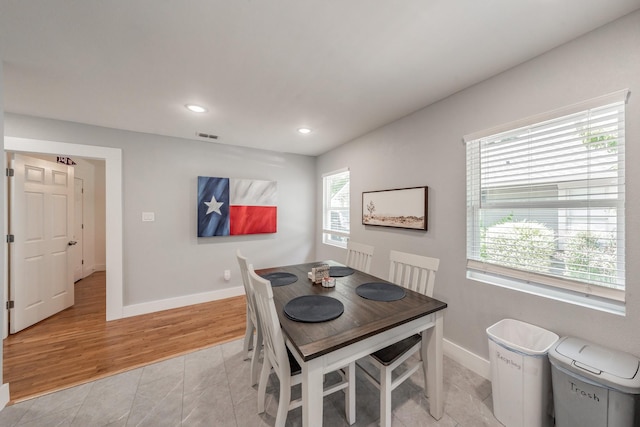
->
xmin=72 ymin=158 xmax=101 ymax=277
xmin=4 ymin=115 xmax=317 ymax=308
xmin=93 ymin=159 xmax=106 ymax=271
xmin=317 ymin=11 xmax=640 ymax=361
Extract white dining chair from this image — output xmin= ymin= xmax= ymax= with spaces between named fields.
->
xmin=345 ymin=241 xmax=375 ymax=273
xmin=358 ymin=250 xmax=440 ymax=427
xmin=248 ymin=268 xmax=356 ymax=427
xmin=237 ymin=250 xmax=262 ymax=386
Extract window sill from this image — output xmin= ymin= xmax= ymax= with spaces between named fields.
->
xmin=322 ymin=231 xmax=348 ymax=249
xmin=467 ymin=269 xmax=625 ymax=316
xmin=323 ymin=240 xmax=347 ymax=249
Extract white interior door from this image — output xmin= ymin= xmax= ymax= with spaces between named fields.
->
xmin=9 ymin=153 xmax=75 ymax=333
xmin=73 ymin=177 xmax=84 ymax=282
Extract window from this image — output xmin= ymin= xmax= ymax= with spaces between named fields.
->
xmin=465 ymin=91 xmax=627 ymax=310
xmin=323 ymin=169 xmax=350 ymax=248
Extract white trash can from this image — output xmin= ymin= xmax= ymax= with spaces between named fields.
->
xmin=549 ymin=336 xmax=640 ymax=427
xmin=487 ymin=319 xmax=559 ymax=427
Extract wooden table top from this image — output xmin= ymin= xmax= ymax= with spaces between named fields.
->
xmin=255 ymin=260 xmax=447 ymax=362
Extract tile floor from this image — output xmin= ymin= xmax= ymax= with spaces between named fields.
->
xmin=0 ymin=338 xmax=503 ymax=426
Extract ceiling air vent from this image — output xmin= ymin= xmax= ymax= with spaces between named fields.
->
xmin=196 ymin=132 xmax=219 ymax=140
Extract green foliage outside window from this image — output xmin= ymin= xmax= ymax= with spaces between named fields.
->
xmin=481 ymin=219 xmax=618 ymax=286
xmin=561 ymin=231 xmax=617 ymax=285
xmin=479 ymin=213 xmax=513 ymax=260
xmin=482 ymin=220 xmax=556 ymax=273
xmin=580 ymin=127 xmax=618 ymax=153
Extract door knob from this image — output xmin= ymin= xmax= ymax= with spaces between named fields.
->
xmin=68 ymin=241 xmax=78 ymax=246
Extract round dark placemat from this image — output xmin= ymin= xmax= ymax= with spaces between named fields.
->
xmin=356 ymin=282 xmax=406 ymax=301
xmin=329 ymin=266 xmax=355 ymax=277
xmin=260 ymin=272 xmax=298 ymax=287
xmin=284 ymin=295 xmax=344 ymax=323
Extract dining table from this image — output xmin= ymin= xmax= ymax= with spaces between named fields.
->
xmin=255 ymin=260 xmax=448 ymax=427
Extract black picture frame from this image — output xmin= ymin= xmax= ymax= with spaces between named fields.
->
xmin=362 ymin=186 xmax=428 ymax=230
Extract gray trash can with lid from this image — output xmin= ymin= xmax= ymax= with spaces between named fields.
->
xmin=549 ymin=336 xmax=640 ymax=427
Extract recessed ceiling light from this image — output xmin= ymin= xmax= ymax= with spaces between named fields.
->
xmin=298 ymin=128 xmax=312 ymax=134
xmin=185 ymin=104 xmax=208 ymax=113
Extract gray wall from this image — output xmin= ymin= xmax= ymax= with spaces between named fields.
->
xmin=317 ymin=11 xmax=640 ymax=359
xmin=4 ymin=115 xmax=317 ymax=306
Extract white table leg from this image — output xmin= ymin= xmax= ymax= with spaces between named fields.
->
xmin=302 ymin=357 xmax=324 ymax=427
xmin=423 ymin=311 xmax=444 ymax=420
xmin=346 ymin=362 xmax=356 ymax=425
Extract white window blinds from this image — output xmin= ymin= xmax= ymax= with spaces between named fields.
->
xmin=466 ymin=92 xmax=627 ymax=302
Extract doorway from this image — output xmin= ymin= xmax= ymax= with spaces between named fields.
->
xmin=4 ymin=137 xmax=123 ymax=327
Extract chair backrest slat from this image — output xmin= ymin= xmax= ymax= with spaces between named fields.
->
xmin=237 ymin=250 xmax=258 ymax=325
xmin=345 ymin=241 xmax=375 ymax=273
xmin=388 ymin=250 xmax=440 ymax=297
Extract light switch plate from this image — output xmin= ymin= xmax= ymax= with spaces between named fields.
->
xmin=142 ymin=212 xmax=155 ymax=222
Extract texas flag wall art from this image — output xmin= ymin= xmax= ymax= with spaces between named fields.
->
xmin=197 ymin=176 xmax=277 ymax=237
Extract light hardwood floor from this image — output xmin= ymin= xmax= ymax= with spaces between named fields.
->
xmin=3 ymin=271 xmax=246 ymax=404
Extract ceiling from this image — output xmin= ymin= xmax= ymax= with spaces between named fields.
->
xmin=2 ymin=1 xmax=639 ymax=156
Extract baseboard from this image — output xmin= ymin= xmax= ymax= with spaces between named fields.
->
xmin=121 ymin=286 xmax=245 ymax=318
xmin=0 ymin=383 xmax=9 ymax=411
xmin=93 ymin=264 xmax=106 ymax=272
xmin=81 ymin=267 xmax=96 ymax=279
xmin=444 ymin=338 xmax=491 ymax=380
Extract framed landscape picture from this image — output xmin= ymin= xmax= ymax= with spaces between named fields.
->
xmin=362 ymin=186 xmax=428 ymax=230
